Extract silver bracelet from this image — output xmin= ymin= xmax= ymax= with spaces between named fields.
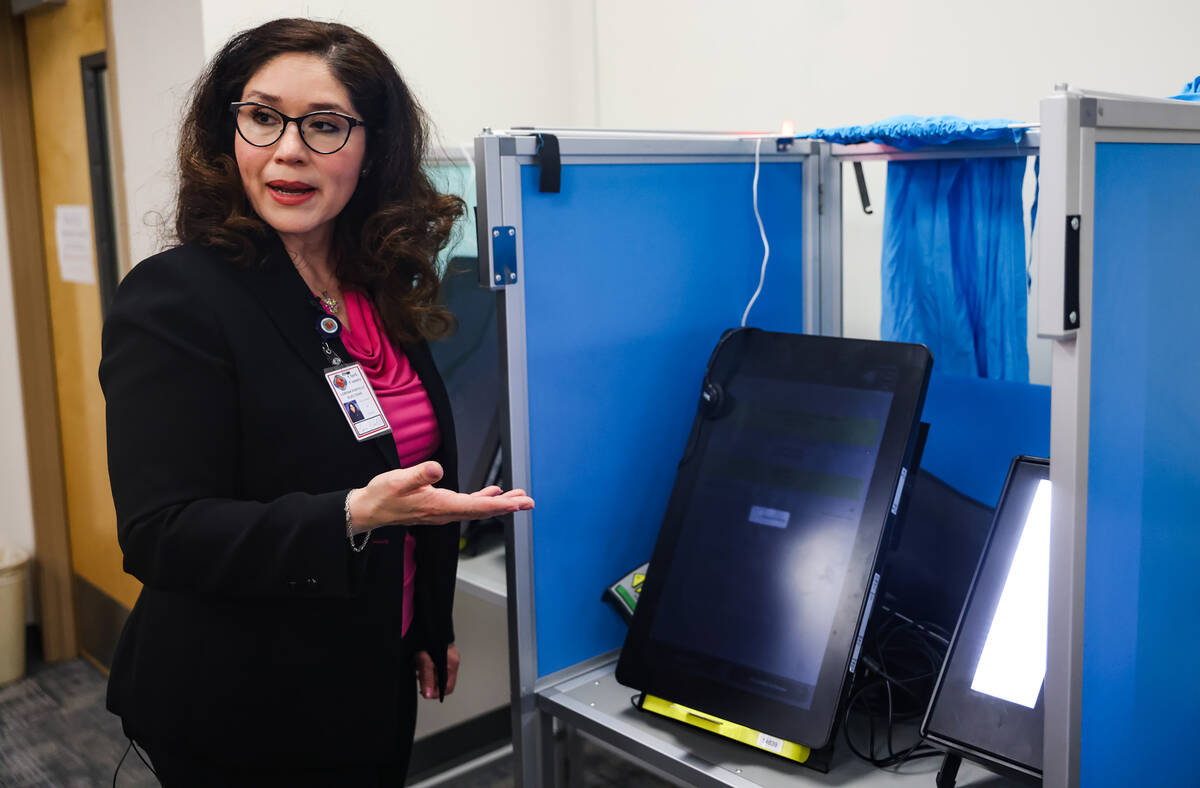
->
xmin=346 ymin=490 xmax=371 ymax=553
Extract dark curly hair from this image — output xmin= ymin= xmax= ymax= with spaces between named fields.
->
xmin=175 ymin=18 xmax=463 ymax=343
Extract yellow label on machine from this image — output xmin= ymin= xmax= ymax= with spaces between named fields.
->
xmin=641 ymin=695 xmax=811 ymax=763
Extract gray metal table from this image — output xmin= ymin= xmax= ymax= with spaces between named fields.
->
xmin=537 ymin=660 xmax=1022 ymax=788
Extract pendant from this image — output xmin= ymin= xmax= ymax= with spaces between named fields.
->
xmin=320 ymin=291 xmax=340 ymax=314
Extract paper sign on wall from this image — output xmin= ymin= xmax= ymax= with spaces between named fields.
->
xmin=54 ymin=205 xmax=96 ymax=285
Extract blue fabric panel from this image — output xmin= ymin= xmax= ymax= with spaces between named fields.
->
xmin=1169 ymin=75 xmax=1200 ymax=101
xmin=519 ymin=162 xmax=807 ymax=677
xmin=881 ymin=158 xmax=1029 ymax=382
xmin=806 ymin=115 xmax=1026 ymax=150
xmin=1083 ymin=143 xmax=1200 ymax=786
xmin=919 ymin=372 xmax=1050 ymax=507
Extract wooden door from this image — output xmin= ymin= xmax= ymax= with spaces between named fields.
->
xmin=24 ymin=0 xmax=136 ymax=667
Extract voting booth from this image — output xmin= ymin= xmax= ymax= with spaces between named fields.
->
xmin=469 ymin=85 xmax=1197 ymax=787
xmin=1037 ymin=88 xmax=1200 ymax=788
xmin=474 ymin=133 xmax=829 ymax=784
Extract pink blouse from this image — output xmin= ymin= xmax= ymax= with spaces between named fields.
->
xmin=335 ymin=289 xmax=442 ymax=637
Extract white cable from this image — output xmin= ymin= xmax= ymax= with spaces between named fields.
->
xmin=741 ymin=137 xmax=771 ymax=328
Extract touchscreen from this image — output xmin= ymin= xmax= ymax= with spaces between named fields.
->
xmin=647 ymin=376 xmax=894 ymax=710
xmin=924 ymin=457 xmax=1049 ymax=775
xmin=617 ymin=330 xmax=932 ymax=749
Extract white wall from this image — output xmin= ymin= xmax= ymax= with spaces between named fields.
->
xmin=111 ymin=0 xmax=1200 ymax=384
xmin=109 ymin=0 xmax=206 ymax=267
xmin=199 ymin=0 xmax=597 ymax=147
xmin=591 ymin=0 xmax=1200 ymax=131
xmin=0 ymin=133 xmax=39 ymax=623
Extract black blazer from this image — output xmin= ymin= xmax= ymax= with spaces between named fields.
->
xmin=99 ymin=239 xmax=459 ymax=766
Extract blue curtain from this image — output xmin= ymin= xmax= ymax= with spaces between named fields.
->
xmin=881 ymin=157 xmax=1029 ymax=381
xmin=807 ymin=114 xmax=1025 ymax=150
xmin=1170 ymin=75 xmax=1200 ymax=101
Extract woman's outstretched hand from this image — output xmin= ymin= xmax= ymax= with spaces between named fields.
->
xmin=347 ymin=461 xmax=533 ymax=533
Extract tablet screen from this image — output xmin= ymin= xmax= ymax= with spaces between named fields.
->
xmin=648 ymin=378 xmax=894 ymax=709
xmin=617 ymin=330 xmax=932 ymax=748
xmin=922 ymin=456 xmax=1050 ymax=777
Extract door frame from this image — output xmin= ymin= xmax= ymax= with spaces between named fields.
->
xmin=0 ymin=9 xmax=78 ymax=662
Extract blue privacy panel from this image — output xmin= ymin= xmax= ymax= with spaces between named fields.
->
xmin=920 ymin=372 xmax=1050 ymax=506
xmin=519 ymin=161 xmax=807 ymax=677
xmin=1084 ymin=143 xmax=1200 ymax=785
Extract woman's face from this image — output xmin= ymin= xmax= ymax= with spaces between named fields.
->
xmin=234 ymin=52 xmax=366 ymax=253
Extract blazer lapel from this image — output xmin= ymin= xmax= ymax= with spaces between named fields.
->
xmin=237 ymin=238 xmax=335 ymax=375
xmin=236 ymin=238 xmax=401 ymax=471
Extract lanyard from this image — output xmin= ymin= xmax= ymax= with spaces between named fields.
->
xmin=316 ymin=313 xmax=345 ymax=367
xmin=315 ymin=309 xmax=393 ymax=444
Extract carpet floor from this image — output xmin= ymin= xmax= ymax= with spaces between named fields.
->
xmin=0 ymin=650 xmax=670 ymax=787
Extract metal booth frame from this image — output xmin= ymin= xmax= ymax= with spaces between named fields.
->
xmin=1036 ymin=87 xmax=1200 ymax=788
xmin=474 ymin=130 xmax=820 ymax=786
xmin=471 ymin=126 xmax=1049 ymax=787
xmin=468 ymin=98 xmax=1200 ymax=786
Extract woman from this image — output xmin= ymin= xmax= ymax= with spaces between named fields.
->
xmin=99 ymin=18 xmax=532 ymax=786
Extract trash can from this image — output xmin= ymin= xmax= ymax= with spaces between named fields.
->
xmin=0 ymin=544 xmax=30 ymax=686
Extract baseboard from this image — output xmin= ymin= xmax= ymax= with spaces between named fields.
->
xmin=407 ymin=705 xmax=511 ymax=783
xmin=25 ymin=622 xmax=42 ymax=663
xmin=72 ymin=574 xmax=129 ymax=670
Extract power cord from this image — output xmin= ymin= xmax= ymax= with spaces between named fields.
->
xmin=842 ymin=609 xmax=950 ymax=769
xmin=113 ymin=738 xmax=159 ymax=787
xmin=740 ymin=137 xmax=771 ymax=328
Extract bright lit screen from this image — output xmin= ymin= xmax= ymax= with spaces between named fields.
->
xmin=970 ymin=479 xmax=1051 ymax=709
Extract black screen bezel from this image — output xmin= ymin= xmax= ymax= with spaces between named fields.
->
xmin=616 ymin=331 xmax=932 ymax=748
xmin=921 ymin=456 xmax=1050 ymax=779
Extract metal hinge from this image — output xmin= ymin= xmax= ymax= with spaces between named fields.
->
xmin=491 ymin=226 xmax=517 ymax=286
xmin=1064 ymin=215 xmax=1080 ymax=330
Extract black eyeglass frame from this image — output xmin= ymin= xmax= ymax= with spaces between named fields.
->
xmin=228 ymin=101 xmax=367 ymax=155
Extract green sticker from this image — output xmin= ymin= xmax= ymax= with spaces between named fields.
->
xmin=615 ymin=585 xmax=637 ymax=611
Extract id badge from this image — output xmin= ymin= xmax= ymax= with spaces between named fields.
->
xmin=324 ymin=363 xmax=393 ymax=441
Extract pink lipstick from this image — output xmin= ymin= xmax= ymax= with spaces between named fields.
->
xmin=267 ymin=179 xmax=316 ymax=205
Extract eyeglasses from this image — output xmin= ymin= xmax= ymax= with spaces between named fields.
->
xmin=229 ymin=101 xmax=366 ymax=155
